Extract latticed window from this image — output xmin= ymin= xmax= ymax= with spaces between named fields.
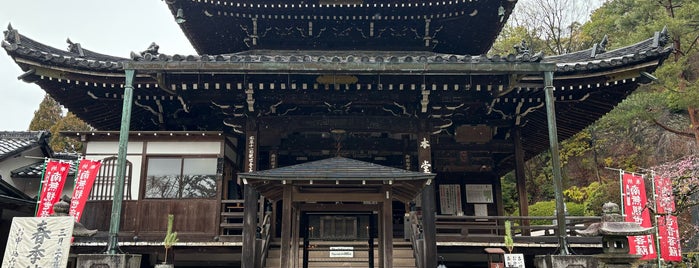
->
xmin=144 ymin=157 xmax=217 ymax=199
xmin=89 ymin=156 xmax=133 ymax=200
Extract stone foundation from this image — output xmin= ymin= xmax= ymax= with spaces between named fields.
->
xmin=76 ymin=254 xmax=142 ymax=268
xmin=534 ymin=255 xmax=598 ymax=268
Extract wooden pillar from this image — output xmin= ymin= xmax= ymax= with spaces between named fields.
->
xmin=417 ymin=129 xmax=437 ymax=268
xmin=269 ymin=150 xmax=279 ymax=240
xmin=280 ymin=184 xmax=293 ymax=268
xmin=382 ymin=186 xmax=394 ymax=268
xmin=513 ymin=128 xmax=531 ymax=235
xmin=242 ymin=121 xmax=259 ymax=268
xmin=292 ymin=204 xmax=300 ymax=268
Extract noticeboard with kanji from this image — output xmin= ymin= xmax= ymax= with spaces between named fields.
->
xmin=504 ymin=253 xmax=526 ymax=268
xmin=2 ymin=217 xmax=74 ymax=268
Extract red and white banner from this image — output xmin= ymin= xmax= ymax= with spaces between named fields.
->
xmin=654 ymin=176 xmax=675 ymax=214
xmin=69 ymin=159 xmax=101 ymax=222
xmin=658 ymin=215 xmax=682 ymax=262
xmin=622 ymin=172 xmax=656 ymax=259
xmin=654 ymin=176 xmax=682 ymax=262
xmin=36 ymin=160 xmax=71 ymax=217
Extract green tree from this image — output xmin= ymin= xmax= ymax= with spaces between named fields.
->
xmin=583 ymin=0 xmax=699 ymax=146
xmin=28 ymin=94 xmax=62 ymax=131
xmin=48 ymin=112 xmax=93 ymax=152
xmin=28 ymin=94 xmax=92 ymax=152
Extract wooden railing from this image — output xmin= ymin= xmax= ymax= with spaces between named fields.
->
xmin=80 ymin=199 xmax=220 ymax=242
xmin=408 ymin=211 xmax=425 ymax=268
xmin=434 ymin=215 xmax=602 ymax=244
xmin=255 ymin=212 xmax=272 ymax=268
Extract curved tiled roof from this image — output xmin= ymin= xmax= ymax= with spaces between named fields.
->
xmin=0 ymin=131 xmax=51 ymax=162
xmin=3 ymin=24 xmax=671 ymax=75
xmin=2 ymin=25 xmax=125 ymax=72
xmin=544 ymin=28 xmax=672 ymax=73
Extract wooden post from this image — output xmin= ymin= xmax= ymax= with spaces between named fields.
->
xmin=513 ymin=128 xmax=530 ymax=235
xmin=242 ymin=121 xmax=259 ymax=268
xmin=417 ymin=128 xmax=437 ymax=268
xmin=292 ymin=204 xmax=300 ymax=268
xmin=280 ymin=184 xmax=293 ymax=268
xmin=382 ymin=186 xmax=393 ymax=268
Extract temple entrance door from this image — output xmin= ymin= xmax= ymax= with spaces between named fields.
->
xmin=301 ymin=209 xmax=377 ymax=268
xmin=318 ymin=215 xmax=358 ymax=240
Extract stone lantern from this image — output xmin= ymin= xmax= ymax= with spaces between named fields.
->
xmin=577 ymin=202 xmax=654 ymax=267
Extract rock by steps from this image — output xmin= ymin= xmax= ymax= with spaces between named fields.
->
xmin=264 ymin=240 xmax=416 ymax=268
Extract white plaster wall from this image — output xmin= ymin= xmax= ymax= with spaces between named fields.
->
xmin=147 ymin=141 xmax=221 ymax=155
xmin=1 ymin=146 xmax=47 ymax=196
xmin=85 ymin=141 xmax=144 ymax=155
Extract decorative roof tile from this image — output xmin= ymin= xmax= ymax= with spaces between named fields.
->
xmin=3 ymin=24 xmax=671 ymax=75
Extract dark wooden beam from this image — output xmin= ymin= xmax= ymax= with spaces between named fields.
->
xmin=260 ymin=116 xmax=420 ymax=134
xmin=291 ymin=192 xmax=384 ymax=203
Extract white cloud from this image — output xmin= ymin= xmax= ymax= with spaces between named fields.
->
xmin=0 ymin=1 xmax=195 ymax=130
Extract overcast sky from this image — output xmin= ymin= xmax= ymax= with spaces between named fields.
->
xmin=0 ymin=1 xmax=196 ymax=131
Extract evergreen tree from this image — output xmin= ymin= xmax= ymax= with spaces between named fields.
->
xmin=583 ymin=0 xmax=699 ymax=146
xmin=28 ymin=94 xmax=62 ymax=131
xmin=48 ymin=112 xmax=93 ymax=152
xmin=27 ymin=94 xmax=93 ymax=152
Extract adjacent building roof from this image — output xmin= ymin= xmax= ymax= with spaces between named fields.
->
xmin=0 ymin=131 xmax=51 ymax=162
xmin=10 ymin=153 xmax=80 ymax=179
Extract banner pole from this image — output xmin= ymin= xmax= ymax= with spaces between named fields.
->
xmin=619 ymin=169 xmax=624 ymax=215
xmin=650 ymin=172 xmax=662 ymax=268
xmin=35 ymin=157 xmax=49 ymax=216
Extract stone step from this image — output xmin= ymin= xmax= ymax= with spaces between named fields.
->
xmin=265 ymin=243 xmax=416 ymax=268
xmin=266 ymin=248 xmax=414 ymax=258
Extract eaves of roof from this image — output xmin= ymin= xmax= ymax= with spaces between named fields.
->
xmin=2 ymin=24 xmax=671 ymax=76
xmin=0 ymin=178 xmax=33 ymax=201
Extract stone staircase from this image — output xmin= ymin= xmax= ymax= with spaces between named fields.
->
xmin=264 ymin=240 xmax=416 ymax=268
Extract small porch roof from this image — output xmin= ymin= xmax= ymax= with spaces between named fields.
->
xmin=239 ymin=156 xmax=435 ymax=202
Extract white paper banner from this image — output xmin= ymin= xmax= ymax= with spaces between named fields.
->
xmin=2 ymin=217 xmax=74 ymax=268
